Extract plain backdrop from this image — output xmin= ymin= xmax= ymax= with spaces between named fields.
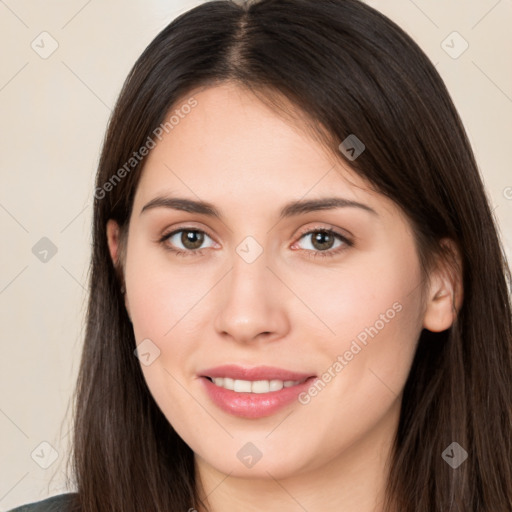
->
xmin=0 ymin=0 xmax=511 ymax=509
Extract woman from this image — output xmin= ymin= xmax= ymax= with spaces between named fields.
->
xmin=10 ymin=0 xmax=512 ymax=510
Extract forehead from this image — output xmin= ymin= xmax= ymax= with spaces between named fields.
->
xmin=133 ymin=83 xmax=393 ymax=218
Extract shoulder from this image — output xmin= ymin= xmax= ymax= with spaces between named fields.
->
xmin=6 ymin=493 xmax=79 ymax=512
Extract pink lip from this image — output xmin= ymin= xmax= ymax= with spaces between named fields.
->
xmin=198 ymin=365 xmax=317 ymax=419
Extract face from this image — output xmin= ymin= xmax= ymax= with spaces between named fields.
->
xmin=109 ymin=83 xmax=436 ymax=481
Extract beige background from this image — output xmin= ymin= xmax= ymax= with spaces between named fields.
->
xmin=0 ymin=0 xmax=511 ymax=509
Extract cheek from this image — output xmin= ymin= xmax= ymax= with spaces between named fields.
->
xmin=288 ymin=255 xmax=423 ymax=460
xmin=298 ymin=239 xmax=424 ymax=397
xmin=123 ymin=236 xmax=220 ymax=406
xmin=295 ymin=240 xmax=423 ymax=344
xmin=124 ymin=237 xmax=205 ymax=340
xmin=123 ymin=242 xmax=206 ymax=429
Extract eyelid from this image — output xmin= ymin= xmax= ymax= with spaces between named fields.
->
xmin=160 ymin=222 xmax=217 ymax=242
xmin=294 ymin=223 xmax=353 ymax=241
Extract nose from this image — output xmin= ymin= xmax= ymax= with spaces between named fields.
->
xmin=213 ymin=247 xmax=290 ymax=345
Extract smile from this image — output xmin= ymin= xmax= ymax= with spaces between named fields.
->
xmin=199 ymin=365 xmax=317 ymax=418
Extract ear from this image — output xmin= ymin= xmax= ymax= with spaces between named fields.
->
xmin=106 ymin=219 xmax=122 ymax=266
xmin=106 ymin=219 xmax=131 ymax=320
xmin=422 ymin=238 xmax=463 ymax=332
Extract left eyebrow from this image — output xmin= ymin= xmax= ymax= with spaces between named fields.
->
xmin=278 ymin=197 xmax=378 ymax=219
xmin=139 ymin=195 xmax=378 ymax=219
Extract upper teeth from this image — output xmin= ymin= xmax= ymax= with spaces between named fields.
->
xmin=210 ymin=377 xmax=302 ymax=393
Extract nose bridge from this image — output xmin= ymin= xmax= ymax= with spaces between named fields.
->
xmin=213 ymin=235 xmax=289 ymax=343
xmin=228 ymin=237 xmax=274 ymax=306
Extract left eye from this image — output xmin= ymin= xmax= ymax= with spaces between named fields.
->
xmin=295 ymin=229 xmax=349 ymax=252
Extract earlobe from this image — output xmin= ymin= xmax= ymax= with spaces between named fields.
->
xmin=422 ymin=287 xmax=457 ymax=332
xmin=422 ymin=239 xmax=463 ymax=333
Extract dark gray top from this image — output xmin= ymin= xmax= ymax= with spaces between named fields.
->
xmin=6 ymin=493 xmax=78 ymax=512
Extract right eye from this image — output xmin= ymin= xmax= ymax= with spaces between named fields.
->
xmin=159 ymin=228 xmax=217 ymax=257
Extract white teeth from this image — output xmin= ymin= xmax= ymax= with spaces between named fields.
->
xmin=250 ymin=380 xmax=268 ymax=393
xmin=223 ymin=377 xmax=234 ymax=390
xmin=269 ymin=379 xmax=283 ymax=391
xmin=234 ymin=379 xmax=252 ymax=392
xmin=210 ymin=377 xmax=302 ymax=393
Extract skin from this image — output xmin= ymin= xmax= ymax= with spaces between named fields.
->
xmin=107 ymin=82 xmax=461 ymax=512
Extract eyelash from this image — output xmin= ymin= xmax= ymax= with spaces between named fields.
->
xmin=158 ymin=226 xmax=354 ymax=259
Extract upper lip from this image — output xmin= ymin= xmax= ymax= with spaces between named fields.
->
xmin=199 ymin=365 xmax=315 ymax=382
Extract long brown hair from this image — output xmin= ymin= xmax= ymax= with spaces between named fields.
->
xmin=65 ymin=1 xmax=512 ymax=510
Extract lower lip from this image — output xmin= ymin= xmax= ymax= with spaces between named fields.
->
xmin=200 ymin=376 xmax=317 ymax=419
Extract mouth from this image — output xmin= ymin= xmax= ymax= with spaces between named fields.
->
xmin=199 ymin=365 xmax=317 ymax=418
